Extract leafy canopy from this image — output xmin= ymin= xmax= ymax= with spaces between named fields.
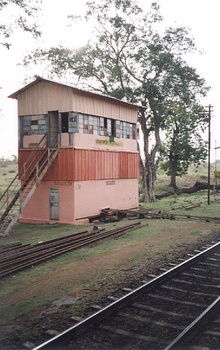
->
xmin=160 ymin=102 xmax=208 ymax=178
xmin=0 ymin=0 xmax=41 ymax=48
xmin=22 ymin=0 xmax=210 ymax=200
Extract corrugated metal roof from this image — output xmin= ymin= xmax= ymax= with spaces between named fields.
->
xmin=9 ymin=76 xmax=140 ymax=110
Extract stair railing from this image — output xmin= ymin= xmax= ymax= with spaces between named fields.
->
xmin=0 ymin=134 xmax=47 ymax=222
xmin=0 ymin=134 xmax=60 ymax=234
xmin=20 ymin=140 xmax=60 ymax=209
xmin=1 ymin=139 xmax=60 ymax=235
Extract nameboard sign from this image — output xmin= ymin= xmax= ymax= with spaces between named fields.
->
xmin=96 ymin=139 xmax=123 ymax=147
xmin=106 ymin=180 xmax=115 ymax=185
xmin=54 ymin=181 xmax=73 ymax=186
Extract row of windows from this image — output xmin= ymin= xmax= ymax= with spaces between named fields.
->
xmin=21 ymin=112 xmax=136 ymax=140
xmin=65 ymin=113 xmax=135 ymax=139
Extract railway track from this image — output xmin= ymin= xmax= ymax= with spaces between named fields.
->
xmin=31 ymin=240 xmax=220 ymax=350
xmin=0 ymin=222 xmax=141 ymax=278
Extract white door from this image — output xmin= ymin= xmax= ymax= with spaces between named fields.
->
xmin=49 ymin=188 xmax=59 ymax=220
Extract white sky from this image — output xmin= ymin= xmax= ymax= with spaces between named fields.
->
xmin=0 ymin=0 xmax=219 ymax=161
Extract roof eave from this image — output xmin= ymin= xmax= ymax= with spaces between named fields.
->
xmin=8 ymin=76 xmax=140 ymax=109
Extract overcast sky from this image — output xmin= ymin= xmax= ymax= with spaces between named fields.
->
xmin=0 ymin=0 xmax=219 ymax=161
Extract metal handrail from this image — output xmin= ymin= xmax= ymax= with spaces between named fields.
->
xmin=22 ymin=141 xmax=59 ymax=192
xmin=0 ymin=134 xmax=46 ymax=211
xmin=0 ymin=138 xmax=59 ymax=233
xmin=0 ymin=134 xmax=59 ymax=226
xmin=18 ymin=133 xmax=47 ymax=183
xmin=0 ymin=134 xmax=47 ymax=203
xmin=20 ymin=141 xmax=60 ymax=210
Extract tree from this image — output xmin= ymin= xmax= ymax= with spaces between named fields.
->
xmin=160 ymin=103 xmax=208 ymax=189
xmin=0 ymin=0 xmax=41 ymax=49
xmin=23 ymin=0 xmax=209 ymax=201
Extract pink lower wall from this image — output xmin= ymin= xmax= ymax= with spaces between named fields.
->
xmin=20 ymin=181 xmax=75 ymax=224
xmin=74 ymin=179 xmax=138 ymax=220
xmin=19 ymin=178 xmax=139 ymax=224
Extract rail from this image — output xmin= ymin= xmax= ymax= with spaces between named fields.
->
xmin=0 ymin=222 xmax=141 ymax=277
xmin=165 ymin=296 xmax=220 ymax=349
xmin=32 ymin=241 xmax=220 ymax=350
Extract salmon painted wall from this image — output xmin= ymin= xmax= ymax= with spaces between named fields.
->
xmin=19 ymin=178 xmax=138 ymax=224
xmin=20 ymin=181 xmax=75 ymax=224
xmin=73 ymin=179 xmax=139 ymax=220
xmin=71 ymin=133 xmax=138 ymax=152
xmin=23 ymin=134 xmax=47 ymax=149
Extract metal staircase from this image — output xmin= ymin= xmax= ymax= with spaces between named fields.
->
xmin=0 ymin=135 xmax=59 ymax=235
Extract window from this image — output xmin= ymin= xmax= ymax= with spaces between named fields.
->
xmin=68 ymin=113 xmax=78 ymax=133
xmin=65 ymin=112 xmax=136 ymax=140
xmin=21 ymin=115 xmax=47 ymax=135
xmin=20 ymin=112 xmax=136 ymax=139
xmin=99 ymin=117 xmax=105 ymax=135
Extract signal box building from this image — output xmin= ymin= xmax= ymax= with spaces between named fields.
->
xmin=9 ymin=77 xmax=140 ymax=225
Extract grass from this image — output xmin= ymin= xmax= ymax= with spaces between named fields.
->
xmin=0 ymin=160 xmax=18 ymax=197
xmin=1 ymin=219 xmax=139 ymax=246
xmin=154 ymin=162 xmax=216 ymax=196
xmin=144 ymin=193 xmax=220 ymax=216
xmin=0 ymin=217 xmax=218 ymax=325
xmin=0 ymin=161 xmax=220 ymax=337
xmin=190 ymin=230 xmax=201 ymax=236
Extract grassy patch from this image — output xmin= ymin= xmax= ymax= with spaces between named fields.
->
xmin=1 ymin=216 xmax=218 ymax=325
xmin=1 ymin=298 xmax=52 ymax=325
xmin=190 ymin=230 xmax=201 ymax=236
xmin=141 ymin=191 xmax=220 ymax=216
xmin=0 ymin=161 xmax=220 ymax=330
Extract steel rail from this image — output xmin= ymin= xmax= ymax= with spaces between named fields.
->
xmin=0 ymin=228 xmax=123 ymax=272
xmin=33 ymin=241 xmax=220 ymax=350
xmin=164 ymin=296 xmax=220 ymax=349
xmin=0 ymin=223 xmax=137 ymax=265
xmin=0 ymin=222 xmax=141 ymax=278
xmin=0 ymin=230 xmax=89 ymax=263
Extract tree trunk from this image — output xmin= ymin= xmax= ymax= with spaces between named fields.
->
xmin=169 ymin=152 xmax=178 ymax=189
xmin=138 ymin=107 xmax=161 ymax=202
xmin=170 ymin=170 xmax=177 ymax=189
xmin=143 ymin=154 xmax=156 ymax=201
xmin=169 ymin=161 xmax=177 ymax=189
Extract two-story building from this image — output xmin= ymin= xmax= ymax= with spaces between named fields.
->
xmin=9 ymin=76 xmax=140 ymax=225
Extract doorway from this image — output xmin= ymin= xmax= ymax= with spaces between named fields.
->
xmin=61 ymin=112 xmax=69 ymax=133
xmin=49 ymin=188 xmax=59 ymax=220
xmin=48 ymin=111 xmax=59 ymax=147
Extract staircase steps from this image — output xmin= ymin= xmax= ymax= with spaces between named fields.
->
xmin=0 ymin=135 xmax=59 ymax=235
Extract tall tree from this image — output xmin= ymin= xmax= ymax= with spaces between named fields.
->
xmin=0 ymin=0 xmax=41 ymax=49
xmin=23 ymin=0 xmax=209 ymax=201
xmin=160 ymin=103 xmax=208 ymax=189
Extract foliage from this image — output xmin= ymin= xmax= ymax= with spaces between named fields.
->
xmin=0 ymin=0 xmax=41 ymax=48
xmin=160 ymin=102 xmax=208 ymax=187
xmin=22 ymin=0 xmax=209 ymax=201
